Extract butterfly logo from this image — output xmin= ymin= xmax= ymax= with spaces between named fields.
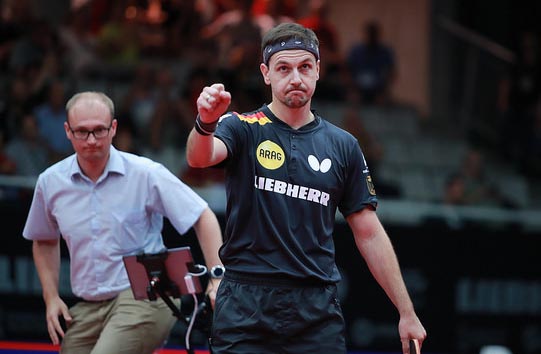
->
xmin=308 ymin=155 xmax=332 ymax=173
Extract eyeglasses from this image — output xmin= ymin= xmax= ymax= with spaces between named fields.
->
xmin=69 ymin=124 xmax=112 ymax=140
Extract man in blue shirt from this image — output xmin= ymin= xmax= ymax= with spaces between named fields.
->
xmin=347 ymin=21 xmax=396 ymax=105
xmin=186 ymin=23 xmax=426 ymax=353
xmin=23 ymin=91 xmax=224 ymax=354
xmin=33 ymin=80 xmax=74 ymax=159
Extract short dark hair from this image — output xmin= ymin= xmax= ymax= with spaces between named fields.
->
xmin=261 ymin=23 xmax=320 ymax=64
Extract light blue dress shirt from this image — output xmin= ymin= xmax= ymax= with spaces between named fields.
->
xmin=23 ymin=146 xmax=208 ymax=301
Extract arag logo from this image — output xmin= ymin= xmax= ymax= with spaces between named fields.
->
xmin=256 ymin=140 xmax=285 ymax=170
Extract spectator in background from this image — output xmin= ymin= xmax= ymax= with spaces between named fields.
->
xmin=119 ymin=63 xmax=160 ymax=148
xmin=143 ymin=66 xmax=187 ymax=173
xmin=57 ymin=3 xmax=101 ymax=78
xmin=119 ymin=63 xmax=188 ymax=174
xmin=0 ymin=0 xmax=33 ymax=72
xmin=2 ymin=17 xmax=63 ymax=140
xmin=346 ymin=20 xmax=396 ymax=106
xmin=297 ymin=0 xmax=339 ymax=52
xmin=1 ymin=75 xmax=35 ymax=142
xmin=33 ymin=79 xmax=73 ymax=161
xmin=5 ymin=112 xmax=51 ymax=176
xmin=95 ymin=2 xmax=140 ymax=70
xmin=112 ymin=120 xmax=139 ymax=155
xmin=8 ymin=18 xmax=52 ymax=75
xmin=177 ymin=67 xmax=226 ymax=186
xmin=200 ymin=0 xmax=256 ymax=38
xmin=252 ymin=0 xmax=295 ymax=35
xmin=201 ymin=0 xmax=265 ymax=107
xmin=443 ymin=173 xmax=467 ymax=206
xmin=458 ymin=148 xmax=499 ymax=206
xmin=444 ymin=148 xmax=512 ymax=208
xmin=148 ymin=67 xmax=184 ymax=149
xmin=298 ymin=0 xmax=345 ymax=101
xmin=161 ymin=0 xmax=206 ymax=56
xmin=8 ymin=18 xmax=63 ymax=98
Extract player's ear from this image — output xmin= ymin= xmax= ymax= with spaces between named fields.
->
xmin=110 ymin=118 xmax=118 ymax=138
xmin=260 ymin=63 xmax=271 ymax=85
xmin=64 ymin=121 xmax=71 ymax=140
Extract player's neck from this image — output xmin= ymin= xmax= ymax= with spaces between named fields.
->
xmin=76 ymin=155 xmax=109 ymax=183
xmin=268 ymin=102 xmax=314 ymax=130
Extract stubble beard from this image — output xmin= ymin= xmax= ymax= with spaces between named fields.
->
xmin=283 ymin=92 xmax=310 ymax=108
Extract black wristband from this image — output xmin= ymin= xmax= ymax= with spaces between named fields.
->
xmin=195 ymin=120 xmax=211 ymax=136
xmin=195 ymin=115 xmax=219 ymax=136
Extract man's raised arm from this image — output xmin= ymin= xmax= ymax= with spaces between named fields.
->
xmin=186 ymin=83 xmax=231 ymax=167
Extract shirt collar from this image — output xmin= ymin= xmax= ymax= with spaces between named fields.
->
xmin=262 ymin=104 xmax=321 ymax=131
xmin=69 ymin=146 xmax=126 ymax=181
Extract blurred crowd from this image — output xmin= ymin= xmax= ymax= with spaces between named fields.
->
xmin=0 ymin=0 xmax=397 ymax=184
xmin=0 ymin=0 xmax=539 ymax=209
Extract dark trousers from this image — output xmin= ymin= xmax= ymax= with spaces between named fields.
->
xmin=210 ymin=275 xmax=347 ymax=354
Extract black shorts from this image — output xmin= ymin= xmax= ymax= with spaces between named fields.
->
xmin=210 ymin=273 xmax=347 ymax=354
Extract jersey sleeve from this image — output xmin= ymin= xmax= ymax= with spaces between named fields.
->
xmin=213 ymin=112 xmax=245 ymax=160
xmin=338 ymin=140 xmax=378 ymax=217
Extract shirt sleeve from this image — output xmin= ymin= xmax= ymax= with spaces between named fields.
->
xmin=22 ymin=175 xmax=61 ymax=240
xmin=213 ymin=112 xmax=244 ymax=160
xmin=146 ymin=162 xmax=208 ymax=235
xmin=338 ymin=140 xmax=378 ymax=217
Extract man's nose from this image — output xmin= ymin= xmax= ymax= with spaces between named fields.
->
xmin=86 ymin=132 xmax=98 ymax=142
xmin=290 ymin=69 xmax=302 ymax=84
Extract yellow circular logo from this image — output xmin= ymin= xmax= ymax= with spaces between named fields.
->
xmin=256 ymin=140 xmax=285 ymax=170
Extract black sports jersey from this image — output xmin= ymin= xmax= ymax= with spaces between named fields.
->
xmin=214 ymin=105 xmax=378 ymax=283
